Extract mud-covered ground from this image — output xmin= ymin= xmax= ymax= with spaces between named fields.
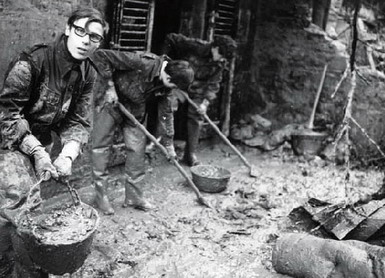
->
xmin=50 ymin=140 xmax=384 ymax=278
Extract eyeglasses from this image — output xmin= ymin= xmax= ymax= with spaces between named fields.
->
xmin=72 ymin=24 xmax=103 ymax=43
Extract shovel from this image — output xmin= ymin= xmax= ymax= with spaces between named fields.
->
xmin=178 ymin=90 xmax=258 ymax=177
xmin=117 ymin=102 xmax=212 ymax=209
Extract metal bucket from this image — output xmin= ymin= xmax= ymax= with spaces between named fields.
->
xmin=13 ymin=203 xmax=99 ymax=275
xmin=191 ymin=165 xmax=231 ymax=193
xmin=291 ymin=130 xmax=328 ymax=156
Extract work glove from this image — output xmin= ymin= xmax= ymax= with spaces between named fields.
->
xmin=165 ymin=144 xmax=177 ymax=160
xmin=53 ymin=155 xmax=72 ymax=177
xmin=104 ymin=80 xmax=119 ymax=106
xmin=19 ymin=134 xmax=58 ymax=181
xmin=197 ymin=99 xmax=210 ymax=115
xmin=145 ymin=137 xmax=161 ymax=154
xmin=53 ymin=140 xmax=81 ymax=177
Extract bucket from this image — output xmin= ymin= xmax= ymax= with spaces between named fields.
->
xmin=13 ymin=203 xmax=99 ymax=275
xmin=291 ymin=130 xmax=328 ymax=156
xmin=191 ymin=165 xmax=231 ymax=193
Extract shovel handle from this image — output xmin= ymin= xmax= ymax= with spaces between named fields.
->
xmin=308 ymin=64 xmax=328 ymax=130
xmin=117 ymin=102 xmax=205 ymax=200
xmin=180 ymin=91 xmax=252 ymax=169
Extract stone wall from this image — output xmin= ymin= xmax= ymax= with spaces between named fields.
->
xmin=232 ymin=1 xmax=385 ymax=161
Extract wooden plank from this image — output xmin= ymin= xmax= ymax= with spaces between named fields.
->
xmin=124 ymin=0 xmax=149 ymax=5
xmin=312 ymin=200 xmax=385 ymax=240
xmin=346 ymin=206 xmax=385 ymax=241
xmin=120 ymin=30 xmax=147 ymax=35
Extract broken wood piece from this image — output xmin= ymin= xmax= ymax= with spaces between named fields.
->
xmin=312 ymin=200 xmax=385 ymax=240
xmin=345 ymin=205 xmax=385 ymax=241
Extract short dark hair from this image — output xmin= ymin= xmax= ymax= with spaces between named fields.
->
xmin=212 ymin=35 xmax=237 ymax=59
xmin=67 ymin=7 xmax=109 ymax=36
xmin=165 ymin=60 xmax=194 ymax=91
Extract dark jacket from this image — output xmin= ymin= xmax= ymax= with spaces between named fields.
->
xmin=0 ymin=34 xmax=96 ymax=149
xmin=92 ymin=49 xmax=175 ymax=146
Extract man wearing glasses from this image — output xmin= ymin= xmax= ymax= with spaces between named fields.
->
xmin=0 ymin=7 xmax=108 ymax=277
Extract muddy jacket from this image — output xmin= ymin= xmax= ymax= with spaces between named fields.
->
xmin=0 ymin=34 xmax=95 ymax=149
xmin=93 ymin=50 xmax=174 ymax=146
xmin=162 ymin=33 xmax=226 ymax=102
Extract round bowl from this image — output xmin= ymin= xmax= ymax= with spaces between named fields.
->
xmin=190 ymin=164 xmax=231 ymax=193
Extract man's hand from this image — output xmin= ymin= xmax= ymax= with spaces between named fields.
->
xmin=19 ymin=134 xmax=58 ymax=181
xmin=165 ymin=144 xmax=177 ymax=160
xmin=53 ymin=140 xmax=80 ymax=177
xmin=105 ymin=80 xmax=118 ymax=105
xmin=34 ymin=148 xmax=59 ymax=181
xmin=197 ymin=99 xmax=210 ymax=115
xmin=53 ymin=155 xmax=72 ymax=177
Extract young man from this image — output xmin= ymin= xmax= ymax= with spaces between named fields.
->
xmin=91 ymin=50 xmax=194 ymax=215
xmin=0 ymin=7 xmax=108 ymax=277
xmin=161 ymin=33 xmax=237 ymax=166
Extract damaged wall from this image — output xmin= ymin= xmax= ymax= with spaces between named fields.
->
xmin=232 ymin=0 xmax=385 ymax=161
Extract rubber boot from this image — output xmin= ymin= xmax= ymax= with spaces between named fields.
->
xmin=94 ymin=182 xmax=114 ymax=215
xmin=183 ymin=120 xmax=201 ymax=166
xmin=122 ymin=181 xmax=153 ymax=211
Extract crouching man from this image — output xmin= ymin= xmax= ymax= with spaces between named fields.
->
xmin=91 ymin=49 xmax=194 ymax=215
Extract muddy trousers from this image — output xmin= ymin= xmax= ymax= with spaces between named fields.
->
xmin=92 ymin=104 xmax=147 ymax=190
xmin=180 ymin=101 xmax=203 ymax=165
xmin=0 ymin=151 xmax=47 ymax=278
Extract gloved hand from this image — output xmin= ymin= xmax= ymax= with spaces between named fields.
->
xmin=53 ymin=155 xmax=72 ymax=177
xmin=165 ymin=144 xmax=177 ymax=160
xmin=145 ymin=137 xmax=161 ymax=154
xmin=53 ymin=140 xmax=81 ymax=177
xmin=34 ymin=148 xmax=59 ymax=181
xmin=19 ymin=134 xmax=58 ymax=181
xmin=104 ymin=80 xmax=118 ymax=105
xmin=197 ymin=99 xmax=210 ymax=115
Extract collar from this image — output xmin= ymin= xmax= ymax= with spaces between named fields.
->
xmin=145 ymin=54 xmax=169 ymax=83
xmin=54 ymin=34 xmax=87 ymax=81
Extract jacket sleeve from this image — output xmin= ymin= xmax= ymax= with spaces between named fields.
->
xmin=57 ymin=71 xmax=95 ymax=147
xmin=0 ymin=57 xmax=34 ymax=149
xmin=92 ymin=49 xmax=145 ymax=78
xmin=157 ymin=92 xmax=174 ymax=147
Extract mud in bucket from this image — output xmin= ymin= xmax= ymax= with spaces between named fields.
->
xmin=191 ymin=164 xmax=231 ymax=193
xmin=13 ymin=202 xmax=99 ymax=275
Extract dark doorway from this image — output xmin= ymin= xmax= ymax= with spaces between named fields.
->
xmin=151 ymin=0 xmax=183 ymax=54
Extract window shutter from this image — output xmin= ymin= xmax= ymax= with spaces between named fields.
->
xmin=111 ymin=0 xmax=155 ymax=51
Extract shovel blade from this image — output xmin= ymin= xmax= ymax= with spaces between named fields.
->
xmin=249 ymin=165 xmax=258 ymax=178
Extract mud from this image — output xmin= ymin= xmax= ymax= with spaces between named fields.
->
xmin=49 ymin=140 xmax=384 ymax=278
xmin=192 ymin=165 xmax=230 ymax=179
xmin=18 ymin=204 xmax=97 ymax=245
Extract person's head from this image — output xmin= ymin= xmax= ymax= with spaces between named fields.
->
xmin=211 ymin=35 xmax=237 ymax=61
xmin=161 ymin=60 xmax=194 ymax=91
xmin=65 ymin=7 xmax=109 ymax=60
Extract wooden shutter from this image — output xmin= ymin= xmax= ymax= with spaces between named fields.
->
xmin=213 ymin=0 xmax=239 ymax=37
xmin=111 ymin=0 xmax=155 ymax=51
